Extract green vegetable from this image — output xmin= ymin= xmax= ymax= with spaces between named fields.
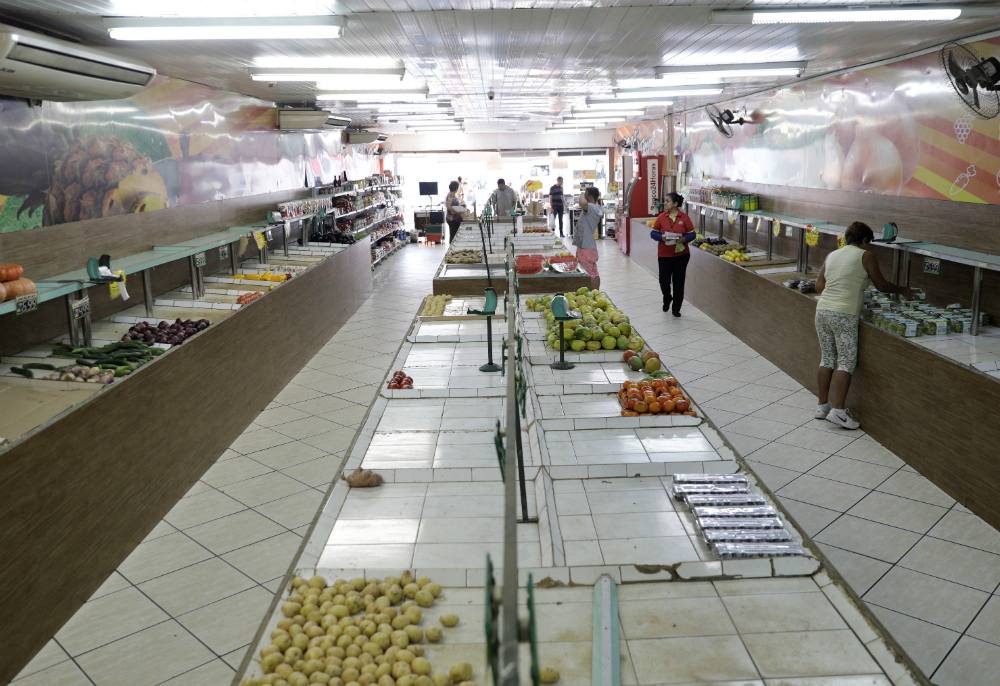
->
xmin=76 ymin=358 xmax=95 ymax=365
xmin=150 ymin=348 xmax=164 ymax=356
xmin=10 ymin=366 xmax=32 ymax=378
xmin=114 ymin=366 xmax=132 ymax=377
xmin=99 ymin=363 xmax=119 ymax=370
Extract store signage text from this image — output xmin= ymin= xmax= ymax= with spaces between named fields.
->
xmin=646 ymin=158 xmax=660 ymax=216
xmin=15 ymin=292 xmax=37 ymax=315
xmin=72 ymin=296 xmax=91 ymax=320
xmin=923 ymin=258 xmax=941 ymax=275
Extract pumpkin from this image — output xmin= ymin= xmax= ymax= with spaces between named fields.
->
xmin=2 ymin=278 xmax=35 ymax=301
xmin=0 ymin=281 xmax=6 ymax=302
xmin=0 ymin=263 xmax=24 ymax=283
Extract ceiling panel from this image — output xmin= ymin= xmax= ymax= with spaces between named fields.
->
xmin=0 ymin=1 xmax=998 ymax=132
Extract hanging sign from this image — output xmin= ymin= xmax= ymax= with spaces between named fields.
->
xmin=194 ymin=252 xmax=207 ymax=268
xmin=772 ymin=219 xmax=781 ymax=236
xmin=755 ymin=216 xmax=762 ymax=233
xmin=252 ymin=231 xmax=267 ymax=250
xmin=219 ymin=245 xmax=230 ymax=260
xmin=72 ymin=296 xmax=91 ymax=320
xmin=646 ymin=157 xmax=660 ymax=216
xmin=805 ymin=225 xmax=819 ymax=247
xmin=15 ymin=292 xmax=37 ymax=315
xmin=108 ymin=270 xmax=128 ymax=300
xmin=923 ymin=257 xmax=941 ymax=275
xmin=837 ymin=233 xmax=846 ymax=249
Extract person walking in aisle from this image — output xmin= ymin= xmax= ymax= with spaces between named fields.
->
xmin=814 ymin=221 xmax=912 ymax=430
xmin=549 ymin=176 xmax=565 ymax=236
xmin=650 ymin=192 xmax=696 ymax=317
xmin=457 ymin=176 xmax=465 ymax=205
xmin=487 ymin=178 xmax=519 ymax=231
xmin=445 ymin=180 xmax=465 ymax=243
xmin=574 ymin=187 xmax=602 ymax=288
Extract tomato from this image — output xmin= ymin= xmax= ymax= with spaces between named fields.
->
xmin=388 ymin=382 xmax=400 ymax=389
xmin=623 ymin=381 xmax=635 ymax=390
xmin=648 ymin=401 xmax=662 ymax=413
xmin=674 ymin=398 xmax=690 ymax=412
xmin=402 ymin=383 xmax=413 ymax=389
xmin=634 ymin=401 xmax=648 ymax=413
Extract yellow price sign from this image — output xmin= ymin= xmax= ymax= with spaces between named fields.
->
xmin=772 ymin=219 xmax=781 ymax=237
xmin=805 ymin=225 xmax=819 ymax=247
xmin=754 ymin=217 xmax=762 ymax=233
xmin=252 ymin=231 xmax=267 ymax=250
xmin=837 ymin=233 xmax=846 ymax=249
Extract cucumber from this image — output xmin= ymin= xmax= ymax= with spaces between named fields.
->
xmin=114 ymin=367 xmax=132 ymax=377
xmin=150 ymin=348 xmax=165 ymax=356
xmin=118 ymin=341 xmax=146 ymax=350
xmin=76 ymin=358 xmax=96 ymax=365
xmin=10 ymin=367 xmax=32 ymax=378
xmin=22 ymin=363 xmax=56 ymax=370
xmin=99 ymin=363 xmax=118 ymax=370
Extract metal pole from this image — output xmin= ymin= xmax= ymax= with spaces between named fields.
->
xmin=188 ymin=256 xmax=199 ymax=300
xmin=891 ymin=250 xmax=900 ymax=285
xmin=230 ymin=241 xmax=239 ymax=277
xmin=78 ymin=289 xmax=93 ymax=347
xmin=302 ymin=217 xmax=310 ymax=247
xmin=767 ymin=221 xmax=773 ymax=261
xmin=901 ymin=250 xmax=911 ymax=287
xmin=500 ymin=263 xmax=519 ymax=686
xmin=283 ymin=222 xmax=291 ymax=257
xmin=65 ymin=293 xmax=82 ymax=348
xmin=141 ymin=269 xmax=154 ymax=318
xmin=971 ymin=266 xmax=983 ymax=336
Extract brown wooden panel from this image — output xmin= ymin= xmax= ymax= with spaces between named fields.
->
xmin=0 ymin=238 xmax=372 ymax=686
xmin=685 ymin=247 xmax=1000 ymax=536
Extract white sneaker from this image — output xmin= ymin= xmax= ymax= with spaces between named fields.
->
xmin=826 ymin=408 xmax=860 ymax=430
xmin=815 ymin=403 xmax=831 ymax=419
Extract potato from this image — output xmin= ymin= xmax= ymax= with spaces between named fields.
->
xmin=342 ymin=669 xmax=360 ymax=683
xmin=355 ymin=634 xmax=370 ymax=647
xmin=375 ymin=664 xmax=392 ymax=678
xmin=424 ymin=626 xmax=442 ymax=643
xmin=377 ymin=676 xmax=395 ymax=686
xmin=306 ymin=647 xmax=325 ymax=660
xmin=339 ymin=618 xmax=357 ymax=629
xmin=362 ymin=664 xmax=378 ymax=676
xmin=414 ymin=591 xmax=434 ymax=608
xmin=404 ymin=583 xmax=420 ymax=599
xmin=276 ymin=664 xmax=294 ymax=679
xmin=378 ymin=624 xmax=393 ymax=636
xmin=329 ymin=679 xmax=344 ymax=686
xmin=326 ymin=665 xmax=343 ymax=678
xmin=345 ymin=626 xmax=362 ymax=639
xmin=363 ymin=583 xmax=380 ymax=597
xmin=328 ymin=647 xmax=346 ymax=660
xmin=358 ymin=675 xmax=376 ymax=686
xmin=262 ymin=653 xmax=284 ymax=673
xmin=387 ymin=585 xmax=404 ymax=604
xmin=331 ymin=604 xmax=350 ymax=618
xmin=400 ymin=571 xmax=413 ymax=586
xmin=391 ymin=615 xmax=411 ymax=630
xmin=293 ymin=634 xmax=311 ymax=651
xmin=279 ymin=619 xmax=296 ymax=631
xmin=310 ymin=576 xmax=328 ymax=589
xmin=260 ymin=676 xmax=277 ymax=686
xmin=414 ymin=678 xmax=432 ymax=686
xmin=439 ymin=615 xmax=459 ymax=628
xmin=457 ymin=682 xmax=476 ymax=686
xmin=284 ymin=602 xmax=304 ymax=618
xmin=424 ymin=583 xmax=442 ymax=598
xmin=320 ymin=593 xmax=334 ymax=604
xmin=294 ymin=615 xmax=307 ymax=627
xmin=397 ymin=677 xmax=415 ymax=686
xmin=375 ymin=597 xmax=392 ymax=611
xmin=410 ymin=658 xmax=431 ymax=676
xmin=385 ymin=608 xmax=398 ymax=620
xmin=291 ymin=593 xmax=306 ymax=604
xmin=363 ymin=642 xmax=383 ymax=657
xmin=351 ymin=578 xmax=367 ymax=591
xmin=286 ymin=647 xmax=304 ymax=664
xmin=327 ymin=626 xmax=344 ymax=639
xmin=540 ymin=667 xmax=560 ymax=684
xmin=359 ymin=653 xmax=375 ymax=666
xmin=431 ymin=673 xmax=449 ymax=686
xmin=307 ymin=625 xmax=325 ymax=638
xmin=404 ymin=607 xmax=422 ymax=624
xmin=312 ymin=674 xmax=331 ymax=685
xmin=410 ymin=646 xmax=424 ymax=658
xmin=384 ymin=576 xmax=400 ymax=586
xmin=449 ymin=663 xmax=472 ymax=682
xmin=293 ymin=576 xmax=308 ymax=588
xmin=275 ymin=635 xmax=293 ymax=651
xmin=391 ymin=661 xmax=412 ymax=679
xmin=401 ymin=601 xmax=416 ymax=613
xmin=347 ymin=596 xmax=365 ymax=615
xmin=334 ymin=595 xmax=347 ymax=605
xmin=289 ymin=672 xmax=309 ymax=686
xmin=395 ymin=649 xmax=414 ymax=664
xmin=338 ymin=636 xmax=354 ymax=649
xmin=378 ymin=583 xmax=391 ymax=596
xmin=391 ymin=630 xmax=409 ymax=648
xmin=360 ymin=620 xmax=378 ymax=637
xmin=346 ymin=645 xmax=362 ymax=658
xmin=404 ymin=626 xmax=422 ymax=643
xmin=263 ymin=645 xmax=282 ymax=659
xmin=304 ymin=660 xmax=325 ymax=676
xmin=370 ymin=631 xmax=391 ymax=650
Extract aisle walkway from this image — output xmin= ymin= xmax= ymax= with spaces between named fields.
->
xmin=13 ymin=245 xmax=444 ymax=686
xmin=591 ymin=239 xmax=1000 ymax=686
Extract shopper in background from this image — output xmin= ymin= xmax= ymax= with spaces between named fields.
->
xmin=814 ymin=221 xmax=912 ymax=430
xmin=488 ymin=178 xmax=519 ymax=230
xmin=444 ymin=180 xmax=465 ymax=242
xmin=575 ymin=187 xmax=602 ymax=287
xmin=457 ymin=176 xmax=465 ymax=205
xmin=549 ymin=176 xmax=565 ymax=236
xmin=650 ymin=192 xmax=696 ymax=317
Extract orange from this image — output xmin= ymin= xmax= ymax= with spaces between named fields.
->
xmin=660 ymin=398 xmax=675 ymax=412
xmin=669 ymin=387 xmax=683 ymax=397
xmin=648 ymin=401 xmax=662 ymax=413
xmin=634 ymin=401 xmax=648 ymax=413
xmin=674 ymin=398 xmax=690 ymax=412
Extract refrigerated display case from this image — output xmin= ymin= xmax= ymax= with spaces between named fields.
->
xmin=616 ymin=151 xmax=666 ymax=255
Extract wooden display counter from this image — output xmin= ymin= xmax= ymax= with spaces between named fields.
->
xmin=684 ymin=246 xmax=1000 ymax=532
xmin=629 ymin=217 xmax=659 ymax=278
xmin=0 ymin=238 xmax=373 ymax=685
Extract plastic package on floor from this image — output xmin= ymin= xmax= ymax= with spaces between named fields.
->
xmin=697 ymin=517 xmax=786 ymax=530
xmin=672 ymin=473 xmax=749 ymax=485
xmin=713 ymin=541 xmax=809 ymax=558
xmin=668 ymin=483 xmax=751 ymax=500
xmin=684 ymin=494 xmax=767 ymax=507
xmin=693 ymin=505 xmax=779 ymax=518
xmin=703 ymin=529 xmax=793 ymax=543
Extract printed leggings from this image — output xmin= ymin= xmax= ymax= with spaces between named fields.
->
xmin=815 ymin=309 xmax=860 ymax=374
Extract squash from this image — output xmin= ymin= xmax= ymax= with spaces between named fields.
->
xmin=0 ymin=281 xmax=6 ymax=302
xmin=0 ymin=263 xmax=24 ymax=282
xmin=2 ymin=278 xmax=35 ymax=301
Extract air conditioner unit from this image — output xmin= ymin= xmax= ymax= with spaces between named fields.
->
xmin=346 ymin=132 xmax=388 ymax=144
xmin=0 ymin=25 xmax=156 ymax=102
xmin=277 ymin=108 xmax=351 ymax=131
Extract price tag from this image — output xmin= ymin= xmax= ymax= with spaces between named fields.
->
xmin=755 ymin=217 xmax=762 ymax=233
xmin=195 ymin=252 xmax=207 ymax=268
xmin=219 ymin=245 xmax=229 ymax=260
xmin=15 ymin=292 xmax=37 ymax=315
xmin=252 ymin=231 xmax=267 ymax=250
xmin=772 ymin=219 xmax=781 ymax=237
xmin=266 ymin=229 xmax=273 ymax=240
xmin=923 ymin=257 xmax=941 ymax=275
xmin=72 ymin=296 xmax=91 ymax=320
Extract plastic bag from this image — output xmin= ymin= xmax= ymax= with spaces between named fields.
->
xmin=516 ymin=216 xmax=523 ymax=233
xmin=548 ymin=213 xmax=556 ymax=231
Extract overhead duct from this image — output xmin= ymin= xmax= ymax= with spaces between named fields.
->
xmin=0 ymin=24 xmax=155 ymax=101
xmin=346 ymin=132 xmax=388 ymax=144
xmin=277 ymin=108 xmax=351 ymax=131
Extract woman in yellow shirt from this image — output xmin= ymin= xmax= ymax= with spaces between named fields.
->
xmin=814 ymin=222 xmax=911 ymax=430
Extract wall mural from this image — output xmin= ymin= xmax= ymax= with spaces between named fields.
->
xmin=681 ymin=37 xmax=1000 ymax=205
xmin=0 ymin=75 xmax=378 ymax=233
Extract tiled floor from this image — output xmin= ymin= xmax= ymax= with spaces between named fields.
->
xmin=589 ymin=239 xmax=1000 ymax=685
xmin=14 ymin=244 xmax=444 ymax=686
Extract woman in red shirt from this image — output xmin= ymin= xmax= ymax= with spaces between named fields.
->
xmin=650 ymin=192 xmax=697 ymax=317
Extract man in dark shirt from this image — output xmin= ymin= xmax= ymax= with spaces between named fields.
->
xmin=549 ymin=176 xmax=565 ymax=236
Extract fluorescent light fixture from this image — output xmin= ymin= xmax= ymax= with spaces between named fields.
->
xmin=613 ymin=85 xmax=724 ymax=97
xmin=104 ymin=16 xmax=346 ymax=40
xmin=316 ymin=89 xmax=429 ymax=101
xmin=359 ymin=102 xmax=452 ymax=111
xmin=586 ymin=98 xmax=673 ymax=109
xmin=711 ymin=8 xmax=963 ymax=24
xmin=249 ymin=68 xmax=405 ymax=82
xmin=568 ymin=111 xmax=642 ymax=119
xmin=654 ymin=61 xmax=805 ymax=79
xmin=408 ymin=125 xmax=462 ymax=131
xmin=543 ymin=127 xmax=595 ymax=133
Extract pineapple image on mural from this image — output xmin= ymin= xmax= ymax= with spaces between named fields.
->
xmin=44 ymin=135 xmax=169 ymax=225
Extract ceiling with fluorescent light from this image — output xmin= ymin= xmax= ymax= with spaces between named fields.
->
xmin=1 ymin=1 xmax=998 ymax=132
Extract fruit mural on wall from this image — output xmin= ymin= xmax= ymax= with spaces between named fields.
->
xmin=681 ymin=37 xmax=1000 ymax=205
xmin=0 ymin=75 xmax=377 ymax=233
